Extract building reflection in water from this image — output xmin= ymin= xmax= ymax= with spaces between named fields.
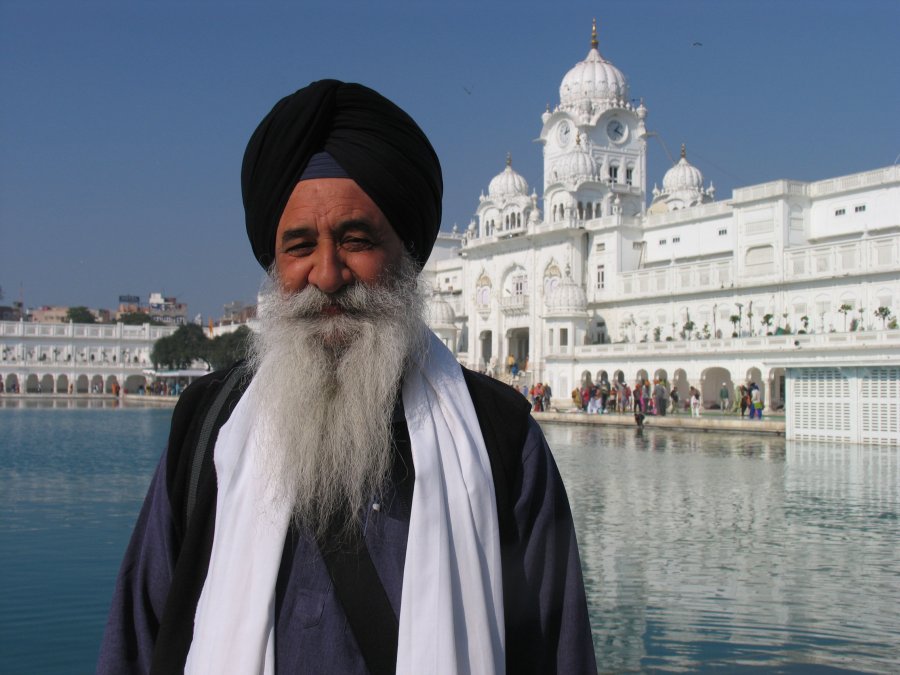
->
xmin=541 ymin=422 xmax=899 ymax=673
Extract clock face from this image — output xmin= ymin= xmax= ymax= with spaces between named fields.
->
xmin=557 ymin=121 xmax=572 ymax=147
xmin=606 ymin=119 xmax=627 ymax=143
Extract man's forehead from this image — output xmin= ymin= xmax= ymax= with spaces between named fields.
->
xmin=279 ymin=178 xmax=390 ymax=225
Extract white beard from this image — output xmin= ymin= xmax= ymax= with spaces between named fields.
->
xmin=246 ymin=255 xmax=427 ymax=540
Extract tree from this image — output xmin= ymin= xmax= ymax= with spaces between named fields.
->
xmin=66 ymin=306 xmax=96 ymax=324
xmin=151 ymin=323 xmax=210 ymax=370
xmin=800 ymin=315 xmax=810 ymax=333
xmin=761 ymin=313 xmax=774 ymax=335
xmin=207 ymin=326 xmax=252 ymax=370
xmin=874 ymin=306 xmax=892 ymax=328
xmin=729 ymin=314 xmax=740 ymax=337
xmin=118 ymin=311 xmax=162 ymax=326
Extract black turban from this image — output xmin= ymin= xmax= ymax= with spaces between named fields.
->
xmin=241 ymin=79 xmax=443 ymax=270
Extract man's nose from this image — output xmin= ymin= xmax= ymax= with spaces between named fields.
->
xmin=307 ymin=245 xmax=351 ymax=294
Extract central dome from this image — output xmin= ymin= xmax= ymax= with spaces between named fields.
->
xmin=559 ymin=20 xmax=628 ymax=114
xmin=488 ymin=154 xmax=529 ymax=200
xmin=663 ymin=145 xmax=705 ymax=193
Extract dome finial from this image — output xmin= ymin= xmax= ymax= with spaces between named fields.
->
xmin=680 ymin=143 xmax=686 ymax=159
xmin=591 ymin=18 xmax=599 ymax=50
xmin=506 ymin=152 xmax=512 ymax=167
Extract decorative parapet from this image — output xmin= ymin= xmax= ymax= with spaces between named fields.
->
xmin=499 ymin=294 xmax=531 ymax=315
xmin=570 ymin=329 xmax=900 ymax=359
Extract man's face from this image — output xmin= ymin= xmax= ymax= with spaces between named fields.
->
xmin=274 ymin=178 xmax=406 ymax=298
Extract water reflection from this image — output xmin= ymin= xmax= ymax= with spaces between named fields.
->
xmin=1 ymin=397 xmax=122 ymax=409
xmin=543 ymin=423 xmax=900 ymax=673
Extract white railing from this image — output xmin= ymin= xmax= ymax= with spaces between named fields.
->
xmin=618 ymin=259 xmax=732 ymax=298
xmin=499 ymin=294 xmax=531 ymax=315
xmin=575 ymin=328 xmax=900 ymax=358
xmin=0 ymin=320 xmax=176 ymax=340
xmin=807 ymin=165 xmax=899 ymax=198
xmin=785 ymin=233 xmax=899 ymax=280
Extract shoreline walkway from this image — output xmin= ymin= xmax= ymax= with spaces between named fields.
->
xmin=3 ymin=394 xmax=786 ymax=435
xmin=535 ymin=408 xmax=785 ymax=435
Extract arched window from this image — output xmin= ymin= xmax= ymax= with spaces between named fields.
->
xmin=745 ymin=245 xmax=775 ymax=275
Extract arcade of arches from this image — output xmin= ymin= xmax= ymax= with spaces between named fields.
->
xmin=2 ymin=371 xmax=148 ymax=395
xmin=570 ymin=365 xmax=785 ymax=410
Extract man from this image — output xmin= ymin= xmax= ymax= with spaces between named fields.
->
xmin=98 ymin=80 xmax=595 ymax=674
xmin=652 ymin=379 xmax=667 ymax=417
xmin=719 ymin=382 xmax=730 ymax=413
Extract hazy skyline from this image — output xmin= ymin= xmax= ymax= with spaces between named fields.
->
xmin=2 ymin=0 xmax=898 ymax=320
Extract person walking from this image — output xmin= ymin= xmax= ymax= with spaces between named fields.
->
xmin=653 ymin=379 xmax=668 ymax=417
xmin=690 ymin=386 xmax=701 ymax=417
xmin=731 ymin=384 xmax=742 ymax=414
xmin=719 ymin=382 xmax=730 ymax=413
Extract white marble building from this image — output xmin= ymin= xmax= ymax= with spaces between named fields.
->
xmin=0 ymin=320 xmax=176 ymax=394
xmin=422 ymin=21 xmax=900 ymax=416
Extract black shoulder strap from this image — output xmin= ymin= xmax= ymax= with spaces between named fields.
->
xmin=185 ymin=366 xmax=244 ymax=524
xmin=461 ymin=367 xmax=532 ymax=546
xmin=319 ymin=520 xmax=399 ymax=675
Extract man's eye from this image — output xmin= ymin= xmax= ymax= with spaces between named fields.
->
xmin=285 ymin=242 xmax=314 ymax=255
xmin=342 ymin=237 xmax=375 ymax=251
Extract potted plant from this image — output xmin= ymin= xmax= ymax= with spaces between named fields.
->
xmin=838 ymin=303 xmax=852 ymax=331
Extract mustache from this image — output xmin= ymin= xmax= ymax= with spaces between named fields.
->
xmin=287 ymin=284 xmax=371 ymax=318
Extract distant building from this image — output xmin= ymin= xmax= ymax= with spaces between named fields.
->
xmin=1 ymin=319 xmax=177 ymax=394
xmin=211 ymin=300 xmax=257 ymax=337
xmin=146 ymin=293 xmax=187 ymax=325
xmin=0 ymin=303 xmax=25 ymax=322
xmin=222 ymin=300 xmax=257 ymax=325
xmin=31 ymin=305 xmax=110 ymax=323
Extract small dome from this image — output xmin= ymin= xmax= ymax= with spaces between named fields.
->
xmin=427 ymin=295 xmax=456 ymax=328
xmin=662 ymin=145 xmax=705 ymax=193
xmin=546 ymin=265 xmax=587 ymax=314
xmin=488 ymin=154 xmax=529 ymax=200
xmin=557 ymin=134 xmax=597 ymax=182
xmin=559 ymin=20 xmax=628 ymax=114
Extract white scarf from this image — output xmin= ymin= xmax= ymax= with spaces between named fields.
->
xmin=185 ymin=332 xmax=505 ymax=674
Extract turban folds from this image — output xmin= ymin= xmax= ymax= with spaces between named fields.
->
xmin=241 ymin=79 xmax=443 ymax=269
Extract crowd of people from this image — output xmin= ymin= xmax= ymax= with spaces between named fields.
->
xmin=552 ymin=377 xmax=768 ymax=420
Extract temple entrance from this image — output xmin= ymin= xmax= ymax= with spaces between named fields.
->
xmin=506 ymin=328 xmax=530 ymax=372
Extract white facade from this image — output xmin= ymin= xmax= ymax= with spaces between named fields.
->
xmin=423 ymin=22 xmax=900 ymax=412
xmin=0 ymin=320 xmax=177 ymax=394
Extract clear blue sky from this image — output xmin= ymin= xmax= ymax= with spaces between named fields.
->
xmin=2 ymin=0 xmax=898 ymax=320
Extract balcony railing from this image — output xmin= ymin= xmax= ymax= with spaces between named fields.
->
xmin=499 ymin=294 xmax=530 ymax=315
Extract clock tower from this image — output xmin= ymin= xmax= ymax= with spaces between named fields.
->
xmin=539 ymin=19 xmax=648 ymax=223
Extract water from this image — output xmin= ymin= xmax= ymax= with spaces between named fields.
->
xmin=0 ymin=407 xmax=171 ymax=673
xmin=1 ymin=409 xmax=898 ymax=673
xmin=544 ymin=423 xmax=900 ymax=674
